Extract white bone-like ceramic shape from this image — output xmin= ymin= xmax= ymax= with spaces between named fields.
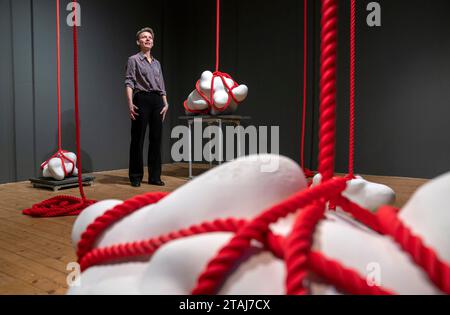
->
xmin=312 ymin=173 xmax=396 ymax=211
xmin=42 ymin=152 xmax=78 ymax=180
xmin=185 ymin=71 xmax=248 ymax=115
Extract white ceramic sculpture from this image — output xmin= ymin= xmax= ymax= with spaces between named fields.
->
xmin=184 ymin=71 xmax=248 ymax=115
xmin=68 ymin=155 xmax=448 ymax=295
xmin=312 ymin=173 xmax=396 ymax=211
xmin=42 ymin=152 xmax=78 ymax=181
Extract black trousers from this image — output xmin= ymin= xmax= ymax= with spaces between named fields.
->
xmin=129 ymin=91 xmax=163 ymax=183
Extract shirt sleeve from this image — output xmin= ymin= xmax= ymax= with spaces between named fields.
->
xmin=158 ymin=62 xmax=167 ymax=96
xmin=125 ymin=57 xmax=136 ymax=89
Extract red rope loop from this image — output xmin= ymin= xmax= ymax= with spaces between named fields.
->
xmin=22 ymin=195 xmax=95 ymax=217
xmin=308 ymin=251 xmax=394 ymax=295
xmin=184 ymin=71 xmax=241 ymax=114
xmin=40 ymin=149 xmax=76 ymax=178
xmin=77 ymin=192 xmax=169 ymax=260
xmin=376 ymin=206 xmax=450 ymax=294
xmin=285 ymin=201 xmax=325 ymax=294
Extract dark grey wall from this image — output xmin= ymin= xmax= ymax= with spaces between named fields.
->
xmin=327 ymin=0 xmax=450 ymax=179
xmin=0 ymin=0 xmax=16 ymax=183
xmin=1 ymin=0 xmax=169 ymax=183
xmin=2 ymin=0 xmax=450 ymax=183
xmin=164 ymin=0 xmax=313 ymax=168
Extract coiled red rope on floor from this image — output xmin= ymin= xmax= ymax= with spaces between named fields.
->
xmin=23 ymin=0 xmax=95 ymax=217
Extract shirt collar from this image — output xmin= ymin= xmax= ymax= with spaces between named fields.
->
xmin=139 ymin=52 xmax=154 ymax=62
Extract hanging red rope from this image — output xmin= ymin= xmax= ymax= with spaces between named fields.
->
xmin=215 ymin=0 xmax=220 ymax=72
xmin=300 ymin=0 xmax=314 ymax=178
xmin=348 ymin=0 xmax=356 ymax=177
xmin=183 ymin=0 xmax=245 ymax=114
xmin=23 ymin=0 xmax=95 ymax=217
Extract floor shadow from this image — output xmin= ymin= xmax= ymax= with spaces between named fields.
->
xmin=162 ymin=164 xmax=211 ymax=178
xmin=96 ymin=174 xmax=130 ymax=185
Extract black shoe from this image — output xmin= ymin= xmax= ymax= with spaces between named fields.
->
xmin=148 ymin=179 xmax=165 ymax=186
xmin=131 ymin=181 xmax=141 ymax=187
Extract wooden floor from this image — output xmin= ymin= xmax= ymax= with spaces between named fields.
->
xmin=0 ymin=163 xmax=427 ymax=295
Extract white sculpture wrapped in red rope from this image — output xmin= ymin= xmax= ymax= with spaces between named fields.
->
xmin=184 ymin=71 xmax=248 ymax=115
xmin=41 ymin=151 xmax=78 ymax=180
xmin=68 ymin=154 xmax=450 ymax=295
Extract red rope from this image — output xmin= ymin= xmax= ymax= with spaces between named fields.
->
xmin=191 ymin=177 xmax=348 ymax=294
xmin=56 ymin=0 xmax=62 ymax=150
xmin=318 ymin=0 xmax=338 ymax=182
xmin=72 ymin=0 xmax=86 ymax=201
xmin=79 ymin=218 xmax=248 ymax=271
xmin=285 ymin=202 xmax=325 ymax=294
xmin=348 ymin=0 xmax=356 ymax=177
xmin=184 ymin=1 xmax=243 ymax=115
xmin=376 ymin=206 xmax=450 ymax=294
xmin=215 ymin=0 xmax=220 ymax=72
xmin=300 ymin=0 xmax=314 ymax=178
xmin=40 ymin=150 xmax=75 ymax=178
xmin=308 ymin=251 xmax=394 ymax=295
xmin=23 ymin=0 xmax=95 ymax=217
xmin=184 ymin=71 xmax=241 ymax=114
xmin=77 ymin=192 xmax=169 ymax=260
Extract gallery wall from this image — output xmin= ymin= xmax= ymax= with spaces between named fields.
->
xmin=1 ymin=0 xmax=449 ymax=183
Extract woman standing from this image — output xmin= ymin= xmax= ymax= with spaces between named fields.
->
xmin=125 ymin=27 xmax=169 ymax=187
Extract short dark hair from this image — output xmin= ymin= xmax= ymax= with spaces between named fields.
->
xmin=136 ymin=27 xmax=155 ymax=40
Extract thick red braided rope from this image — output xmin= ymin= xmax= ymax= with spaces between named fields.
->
xmin=285 ymin=202 xmax=325 ymax=294
xmin=191 ymin=177 xmax=348 ymax=294
xmin=79 ymin=218 xmax=248 ymax=271
xmin=308 ymin=251 xmax=394 ymax=295
xmin=77 ymin=192 xmax=169 ymax=260
xmin=376 ymin=206 xmax=450 ymax=294
xmin=333 ymin=195 xmax=382 ymax=233
xmin=348 ymin=0 xmax=356 ymax=177
xmin=318 ymin=0 xmax=338 ymax=182
xmin=23 ymin=195 xmax=93 ymax=217
xmin=300 ymin=0 xmax=314 ymax=178
xmin=284 ymin=198 xmax=391 ymax=295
